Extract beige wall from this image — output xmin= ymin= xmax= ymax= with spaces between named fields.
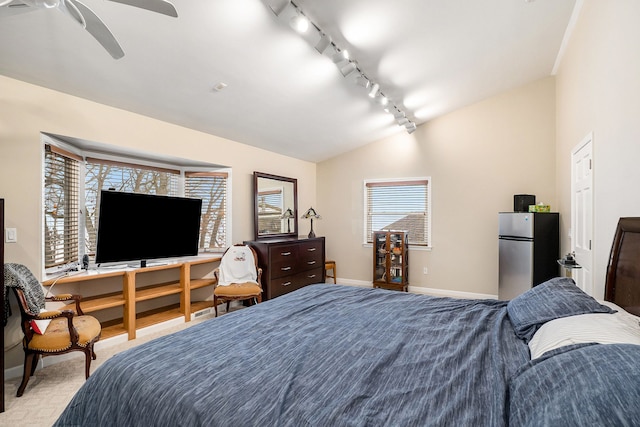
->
xmin=0 ymin=75 xmax=317 ymax=273
xmin=317 ymin=77 xmax=557 ymax=296
xmin=555 ymin=0 xmax=640 ymax=298
xmin=0 ymin=76 xmax=316 ymax=369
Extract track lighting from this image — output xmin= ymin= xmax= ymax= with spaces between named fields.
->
xmin=264 ymin=0 xmax=416 ymax=134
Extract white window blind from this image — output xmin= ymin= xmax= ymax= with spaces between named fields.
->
xmin=185 ymin=171 xmax=228 ymax=250
xmin=44 ymin=144 xmax=80 ymax=268
xmin=365 ymin=179 xmax=430 ymax=246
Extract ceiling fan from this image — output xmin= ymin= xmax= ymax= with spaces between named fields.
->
xmin=0 ymin=0 xmax=177 ymax=59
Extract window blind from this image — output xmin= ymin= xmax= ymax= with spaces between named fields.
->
xmin=44 ymin=145 xmax=79 ymax=268
xmin=365 ymin=179 xmax=429 ymax=246
xmin=185 ymin=171 xmax=228 ymax=250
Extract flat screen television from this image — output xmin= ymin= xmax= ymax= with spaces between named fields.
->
xmin=95 ymin=190 xmax=202 ymax=267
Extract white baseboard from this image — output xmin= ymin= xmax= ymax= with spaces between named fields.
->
xmin=408 ymin=286 xmax=497 ymax=300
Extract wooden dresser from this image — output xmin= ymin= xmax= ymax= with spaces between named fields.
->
xmin=245 ymin=237 xmax=325 ymax=300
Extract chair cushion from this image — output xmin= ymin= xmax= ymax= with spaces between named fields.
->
xmin=28 ymin=315 xmax=101 ymax=352
xmin=214 ymin=283 xmax=261 ymax=298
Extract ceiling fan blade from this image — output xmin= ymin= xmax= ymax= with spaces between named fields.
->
xmin=66 ymin=0 xmax=124 ymax=59
xmin=108 ymin=0 xmax=177 ymax=18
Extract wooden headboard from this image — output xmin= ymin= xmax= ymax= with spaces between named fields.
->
xmin=605 ymin=217 xmax=640 ymax=316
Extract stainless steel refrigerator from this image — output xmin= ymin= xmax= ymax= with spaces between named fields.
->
xmin=498 ymin=212 xmax=559 ymax=300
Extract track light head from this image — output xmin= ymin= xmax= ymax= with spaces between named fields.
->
xmin=332 ymin=49 xmax=349 ymax=64
xmin=355 ymin=75 xmax=370 ymax=89
xmin=267 ymin=0 xmax=290 ymax=16
xmin=406 ymin=122 xmax=417 ymax=133
xmin=368 ymin=83 xmax=380 ymax=98
xmin=290 ymin=13 xmax=309 ymax=32
xmin=315 ymin=33 xmax=332 ymax=54
xmin=339 ymin=61 xmax=357 ymax=77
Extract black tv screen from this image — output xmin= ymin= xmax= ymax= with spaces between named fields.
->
xmin=95 ymin=191 xmax=202 ymax=266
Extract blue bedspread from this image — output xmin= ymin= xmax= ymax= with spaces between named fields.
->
xmin=54 ymin=284 xmax=530 ymax=426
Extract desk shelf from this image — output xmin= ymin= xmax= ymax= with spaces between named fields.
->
xmin=43 ymin=256 xmax=221 ymax=340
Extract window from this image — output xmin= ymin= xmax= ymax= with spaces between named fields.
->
xmin=43 ymin=141 xmax=230 ymax=271
xmin=364 ymin=178 xmax=431 ymax=247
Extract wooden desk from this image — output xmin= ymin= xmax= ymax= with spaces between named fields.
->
xmin=42 ymin=256 xmax=220 ymax=340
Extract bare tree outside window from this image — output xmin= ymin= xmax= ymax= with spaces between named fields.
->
xmin=84 ymin=160 xmax=179 ymax=257
xmin=185 ymin=172 xmax=227 ymax=251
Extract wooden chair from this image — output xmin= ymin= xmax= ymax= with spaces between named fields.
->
xmin=325 ymin=260 xmax=337 ymax=284
xmin=4 ymin=263 xmax=101 ymax=397
xmin=213 ymin=245 xmax=263 ymax=317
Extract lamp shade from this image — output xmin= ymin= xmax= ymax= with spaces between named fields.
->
xmin=281 ymin=208 xmax=295 ymax=219
xmin=301 ymin=207 xmax=321 ymax=219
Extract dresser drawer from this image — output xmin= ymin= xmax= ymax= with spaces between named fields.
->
xmin=296 ymin=266 xmax=323 ymax=285
xmin=269 ymin=267 xmax=324 ymax=298
xmin=270 ymin=244 xmax=299 ymax=262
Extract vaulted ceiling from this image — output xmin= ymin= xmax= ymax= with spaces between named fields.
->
xmin=0 ymin=0 xmax=577 ymax=162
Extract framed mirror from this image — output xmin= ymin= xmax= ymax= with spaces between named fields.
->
xmin=253 ymin=172 xmax=298 ymax=240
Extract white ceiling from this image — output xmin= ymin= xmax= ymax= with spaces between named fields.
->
xmin=0 ymin=0 xmax=577 ymax=162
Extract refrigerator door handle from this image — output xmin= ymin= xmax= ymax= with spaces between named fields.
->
xmin=499 ymin=235 xmax=534 ymax=242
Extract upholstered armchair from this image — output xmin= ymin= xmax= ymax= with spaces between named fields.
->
xmin=4 ymin=263 xmax=101 ymax=397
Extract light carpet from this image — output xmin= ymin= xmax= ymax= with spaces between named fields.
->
xmin=0 ymin=307 xmax=233 ymax=427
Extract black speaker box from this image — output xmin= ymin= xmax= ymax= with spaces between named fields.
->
xmin=514 ymin=194 xmax=536 ymax=212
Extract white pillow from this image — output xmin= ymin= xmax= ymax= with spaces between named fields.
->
xmin=528 ymin=304 xmax=640 ymax=360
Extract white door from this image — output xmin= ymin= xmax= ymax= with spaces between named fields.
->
xmin=571 ymin=133 xmax=594 ymax=294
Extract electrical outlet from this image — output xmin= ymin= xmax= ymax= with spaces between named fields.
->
xmin=423 ymin=267 xmax=428 ymax=275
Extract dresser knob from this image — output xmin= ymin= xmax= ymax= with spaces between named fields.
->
xmin=281 ymin=266 xmax=292 ymax=271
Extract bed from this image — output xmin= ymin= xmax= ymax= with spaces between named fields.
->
xmin=54 ymin=218 xmax=640 ymax=426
